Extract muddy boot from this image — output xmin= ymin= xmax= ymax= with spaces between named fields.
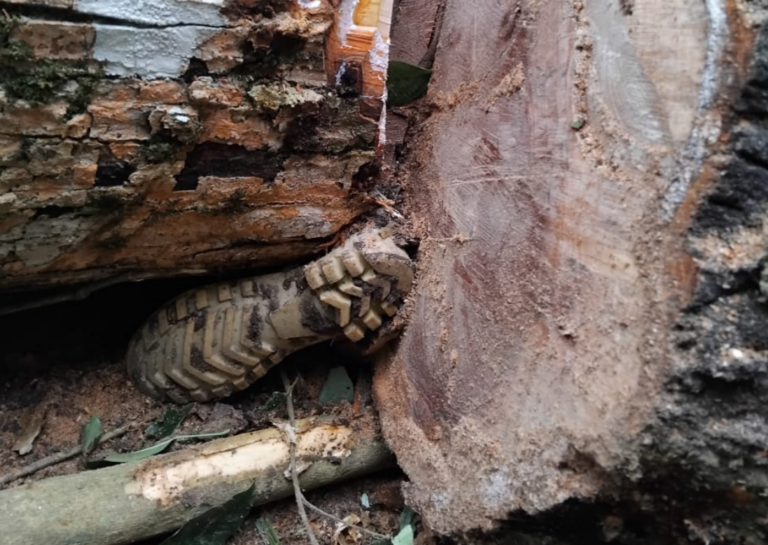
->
xmin=126 ymin=229 xmax=414 ymax=403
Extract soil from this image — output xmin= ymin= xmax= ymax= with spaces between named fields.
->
xmin=0 ymin=278 xmax=414 ymax=545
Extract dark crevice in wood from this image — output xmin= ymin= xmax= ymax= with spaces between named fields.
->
xmin=173 ymin=142 xmax=285 ymax=191
xmin=227 ymin=32 xmax=307 ymax=78
xmin=181 ymin=58 xmax=211 ymax=84
xmin=418 ymin=0 xmax=447 ymax=70
xmin=31 ymin=205 xmax=78 ymax=220
xmin=94 ymin=162 xmax=136 ymax=187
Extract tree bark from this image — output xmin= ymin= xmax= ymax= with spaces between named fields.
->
xmin=0 ymin=418 xmax=394 ymax=545
xmin=375 ymin=0 xmax=768 ymax=542
xmin=0 ymin=0 xmax=391 ymax=290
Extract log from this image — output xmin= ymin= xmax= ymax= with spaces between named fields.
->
xmin=0 ymin=418 xmax=394 ymax=545
xmin=374 ymin=0 xmax=768 ymax=542
xmin=0 ymin=0 xmax=392 ymax=290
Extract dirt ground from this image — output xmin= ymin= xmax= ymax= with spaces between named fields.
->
xmin=0 ymin=279 xmax=416 ymax=545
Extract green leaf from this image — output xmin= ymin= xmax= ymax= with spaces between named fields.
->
xmin=387 ymin=61 xmax=432 ymax=107
xmin=146 ymin=404 xmax=193 ymax=439
xmin=318 ymin=367 xmax=354 ymax=404
xmin=261 ymin=392 xmax=285 ymax=412
xmin=570 ymin=119 xmax=585 ymax=130
xmin=391 ymin=525 xmax=414 ymax=545
xmin=103 ymin=430 xmax=230 ymax=464
xmin=160 ymin=484 xmax=256 ymax=545
xmin=399 ymin=507 xmax=415 ymax=530
xmin=256 ymin=516 xmax=282 ymax=545
xmin=390 ymin=506 xmax=416 ymax=545
xmin=81 ymin=415 xmax=103 ymax=458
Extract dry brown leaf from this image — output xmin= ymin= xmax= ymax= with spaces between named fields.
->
xmin=333 ymin=514 xmax=362 ymax=545
xmin=13 ymin=405 xmax=46 ymax=456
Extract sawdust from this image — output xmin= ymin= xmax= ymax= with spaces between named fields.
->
xmin=430 ymin=81 xmax=481 ymax=111
xmin=0 ymin=363 xmax=160 ymax=484
xmin=485 ymin=63 xmax=526 ymax=109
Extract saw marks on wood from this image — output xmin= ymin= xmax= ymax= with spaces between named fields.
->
xmin=375 ymin=0 xmax=724 ymax=533
xmin=626 ymin=0 xmax=709 ymax=142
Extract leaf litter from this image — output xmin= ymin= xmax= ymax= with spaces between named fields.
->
xmin=103 ymin=429 xmax=230 ymax=464
xmin=80 ymin=415 xmax=103 ymax=460
xmin=145 ymin=404 xmax=193 ymax=439
xmin=12 ymin=404 xmax=46 ymax=456
xmin=160 ymin=484 xmax=256 ymax=545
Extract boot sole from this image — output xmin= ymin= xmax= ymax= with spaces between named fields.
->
xmin=126 ymin=230 xmax=414 ymax=403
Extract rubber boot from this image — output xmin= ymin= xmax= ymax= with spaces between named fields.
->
xmin=126 ymin=229 xmax=414 ymax=403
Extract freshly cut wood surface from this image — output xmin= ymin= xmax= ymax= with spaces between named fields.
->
xmin=375 ymin=0 xmax=768 ymax=539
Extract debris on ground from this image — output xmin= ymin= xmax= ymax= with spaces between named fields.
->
xmin=320 ymin=367 xmax=356 ymax=404
xmin=256 ymin=516 xmax=283 ymax=545
xmin=80 ymin=415 xmax=103 ymax=460
xmin=0 ymin=310 xmax=404 ymax=543
xmin=145 ymin=405 xmax=192 ymax=439
xmin=159 ymin=484 xmax=256 ymax=545
xmin=102 ymin=429 xmax=230 ymax=464
xmin=12 ymin=404 xmax=46 ymax=456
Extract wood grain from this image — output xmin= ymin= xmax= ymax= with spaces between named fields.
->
xmin=374 ymin=0 xmax=748 ymax=533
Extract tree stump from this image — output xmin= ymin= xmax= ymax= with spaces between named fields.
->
xmin=375 ymin=0 xmax=768 ymax=542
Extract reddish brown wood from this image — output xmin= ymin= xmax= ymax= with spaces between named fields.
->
xmin=375 ymin=0 xmax=763 ymax=536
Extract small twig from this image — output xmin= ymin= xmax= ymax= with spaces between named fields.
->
xmin=0 ymin=425 xmax=132 ymax=487
xmin=281 ymin=371 xmax=321 ymax=545
xmin=281 ymin=371 xmax=392 ymax=542
xmin=303 ymin=499 xmax=391 ymax=540
xmin=0 ymin=274 xmax=136 ymax=317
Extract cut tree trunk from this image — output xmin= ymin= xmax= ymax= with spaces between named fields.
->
xmin=0 ymin=417 xmax=394 ymax=545
xmin=375 ymin=0 xmax=768 ymax=542
xmin=0 ymin=0 xmax=391 ymax=290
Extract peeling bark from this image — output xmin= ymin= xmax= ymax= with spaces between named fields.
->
xmin=0 ymin=0 xmax=390 ymax=289
xmin=0 ymin=417 xmax=394 ymax=545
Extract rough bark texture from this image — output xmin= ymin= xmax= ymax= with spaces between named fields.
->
xmin=0 ymin=0 xmax=389 ymax=290
xmin=375 ymin=0 xmax=768 ymax=543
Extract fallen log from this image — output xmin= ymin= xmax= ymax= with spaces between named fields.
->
xmin=0 ymin=0 xmax=392 ymax=290
xmin=0 ymin=418 xmax=394 ymax=545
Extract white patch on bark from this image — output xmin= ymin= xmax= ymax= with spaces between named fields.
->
xmin=92 ymin=25 xmax=220 ymax=78
xmin=335 ymin=60 xmax=349 ymax=86
xmin=297 ymin=0 xmax=322 ymax=8
xmin=76 ymin=0 xmax=227 ymax=27
xmin=369 ymin=30 xmax=389 ymax=78
xmin=378 ymin=102 xmax=387 ymax=146
xmin=337 ymin=0 xmax=360 ymax=45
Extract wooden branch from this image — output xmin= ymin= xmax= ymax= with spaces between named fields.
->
xmin=281 ymin=371 xmax=320 ymax=545
xmin=0 ymin=419 xmax=395 ymax=545
xmin=0 ymin=425 xmax=132 ymax=487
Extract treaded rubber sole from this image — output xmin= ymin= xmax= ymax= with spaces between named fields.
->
xmin=126 ymin=229 xmax=414 ymax=403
